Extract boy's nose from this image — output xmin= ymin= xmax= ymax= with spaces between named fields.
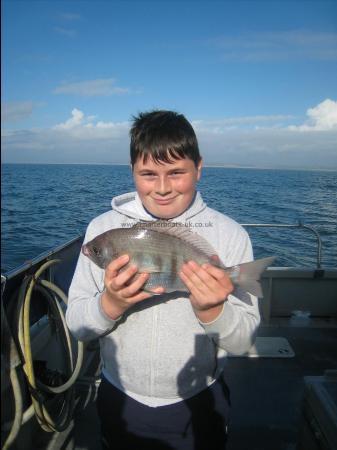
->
xmin=155 ymin=177 xmax=172 ymax=195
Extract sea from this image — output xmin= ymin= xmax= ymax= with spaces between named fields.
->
xmin=1 ymin=163 xmax=337 ymax=273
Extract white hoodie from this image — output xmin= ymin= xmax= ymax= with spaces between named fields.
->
xmin=66 ymin=191 xmax=260 ymax=407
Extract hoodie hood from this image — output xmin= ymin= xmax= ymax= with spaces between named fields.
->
xmin=111 ymin=191 xmax=207 ymax=222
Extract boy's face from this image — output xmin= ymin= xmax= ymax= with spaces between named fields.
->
xmin=133 ymin=156 xmax=202 ymax=219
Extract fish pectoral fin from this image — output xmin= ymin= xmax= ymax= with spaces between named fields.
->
xmin=139 ymin=267 xmax=163 ymax=274
xmin=142 ymin=288 xmax=162 ymax=296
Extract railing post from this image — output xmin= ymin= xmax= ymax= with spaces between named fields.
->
xmin=241 ymin=223 xmax=323 ymax=268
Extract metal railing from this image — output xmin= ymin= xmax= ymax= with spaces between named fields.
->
xmin=241 ymin=222 xmax=323 ymax=268
xmin=2 ymin=223 xmax=324 ymax=281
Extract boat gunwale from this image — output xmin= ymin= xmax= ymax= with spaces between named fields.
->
xmin=1 ymin=234 xmax=84 ymax=281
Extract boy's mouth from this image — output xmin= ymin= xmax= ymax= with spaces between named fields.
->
xmin=153 ymin=197 xmax=177 ymax=205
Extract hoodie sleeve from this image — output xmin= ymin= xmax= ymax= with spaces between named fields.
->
xmin=198 ymin=226 xmax=261 ymax=355
xmin=66 ymin=221 xmax=119 ymax=342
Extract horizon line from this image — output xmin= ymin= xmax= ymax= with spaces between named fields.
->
xmin=2 ymin=162 xmax=337 ymax=172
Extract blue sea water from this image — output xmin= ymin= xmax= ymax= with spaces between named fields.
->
xmin=1 ymin=164 xmax=337 ymax=273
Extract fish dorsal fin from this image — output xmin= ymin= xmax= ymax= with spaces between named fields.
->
xmin=131 ymin=220 xmax=219 ymax=258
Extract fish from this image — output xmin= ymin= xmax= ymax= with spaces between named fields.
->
xmin=82 ymin=220 xmax=275 ymax=297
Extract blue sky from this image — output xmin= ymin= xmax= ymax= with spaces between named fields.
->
xmin=2 ymin=0 xmax=337 ymax=168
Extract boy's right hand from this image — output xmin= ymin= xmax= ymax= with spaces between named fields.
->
xmin=100 ymin=254 xmax=164 ymax=320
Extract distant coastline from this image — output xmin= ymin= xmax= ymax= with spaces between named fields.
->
xmin=2 ymin=162 xmax=337 ymax=172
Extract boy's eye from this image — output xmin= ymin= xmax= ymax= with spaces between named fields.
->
xmin=170 ymin=171 xmax=184 ymax=176
xmin=142 ymin=173 xmax=156 ymax=178
xmin=139 ymin=170 xmax=185 ymax=177
xmin=92 ymin=246 xmax=101 ymax=256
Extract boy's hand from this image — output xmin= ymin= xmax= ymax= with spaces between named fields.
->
xmin=179 ymin=258 xmax=234 ymax=323
xmin=101 ymin=254 xmax=164 ymax=320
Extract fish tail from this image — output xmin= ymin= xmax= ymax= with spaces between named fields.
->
xmin=229 ymin=256 xmax=275 ymax=298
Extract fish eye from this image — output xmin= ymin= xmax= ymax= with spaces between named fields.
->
xmin=92 ymin=246 xmax=101 ymax=256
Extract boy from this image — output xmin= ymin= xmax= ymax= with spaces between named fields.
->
xmin=66 ymin=110 xmax=260 ymax=449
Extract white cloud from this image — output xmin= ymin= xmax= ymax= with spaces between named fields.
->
xmin=190 ymin=99 xmax=337 ymax=135
xmin=54 ymin=108 xmax=85 ymax=130
xmin=192 ymin=115 xmax=294 ymax=133
xmin=210 ymin=30 xmax=337 ymax=62
xmin=2 ymin=101 xmax=34 ymax=122
xmin=54 ymin=13 xmax=82 ymax=37
xmin=2 ymin=100 xmax=337 ymax=169
xmin=288 ymin=99 xmax=337 ymax=131
xmin=196 ymin=127 xmax=337 ymax=168
xmin=53 ymin=78 xmax=131 ymax=96
xmin=53 ymin=27 xmax=77 ymax=38
xmin=1 ymin=110 xmax=130 ymax=164
xmin=59 ymin=13 xmax=82 ymax=21
xmin=53 ymin=108 xmax=129 ymax=139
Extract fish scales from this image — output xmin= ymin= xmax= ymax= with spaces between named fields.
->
xmin=109 ymin=227 xmax=209 ymax=275
xmin=82 ymin=220 xmax=276 ymax=297
xmin=82 ymin=223 xmax=212 ymax=292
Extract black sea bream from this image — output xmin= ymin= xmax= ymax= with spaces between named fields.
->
xmin=82 ymin=220 xmax=275 ymax=297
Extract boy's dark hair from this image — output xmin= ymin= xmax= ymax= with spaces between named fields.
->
xmin=130 ymin=110 xmax=201 ymax=167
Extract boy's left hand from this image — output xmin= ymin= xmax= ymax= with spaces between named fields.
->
xmin=179 ymin=259 xmax=234 ymax=323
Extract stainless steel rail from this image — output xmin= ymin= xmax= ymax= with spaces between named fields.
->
xmin=2 ymin=234 xmax=83 ymax=280
xmin=241 ymin=222 xmax=323 ymax=268
xmin=2 ymin=223 xmax=324 ymax=281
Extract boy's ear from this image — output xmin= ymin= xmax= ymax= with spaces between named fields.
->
xmin=197 ymin=158 xmax=203 ymax=180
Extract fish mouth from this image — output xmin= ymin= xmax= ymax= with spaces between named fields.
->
xmin=81 ymin=245 xmax=90 ymax=256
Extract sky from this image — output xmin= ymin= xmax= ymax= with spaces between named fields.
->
xmin=2 ymin=0 xmax=337 ymax=169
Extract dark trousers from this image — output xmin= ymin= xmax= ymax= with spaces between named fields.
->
xmin=97 ymin=376 xmax=230 ymax=450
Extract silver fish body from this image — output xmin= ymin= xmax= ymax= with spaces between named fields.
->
xmin=82 ymin=221 xmax=275 ymax=297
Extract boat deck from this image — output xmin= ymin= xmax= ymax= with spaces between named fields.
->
xmin=2 ymin=236 xmax=336 ymax=450
xmin=28 ymin=320 xmax=337 ymax=450
xmin=226 ymin=321 xmax=337 ymax=450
